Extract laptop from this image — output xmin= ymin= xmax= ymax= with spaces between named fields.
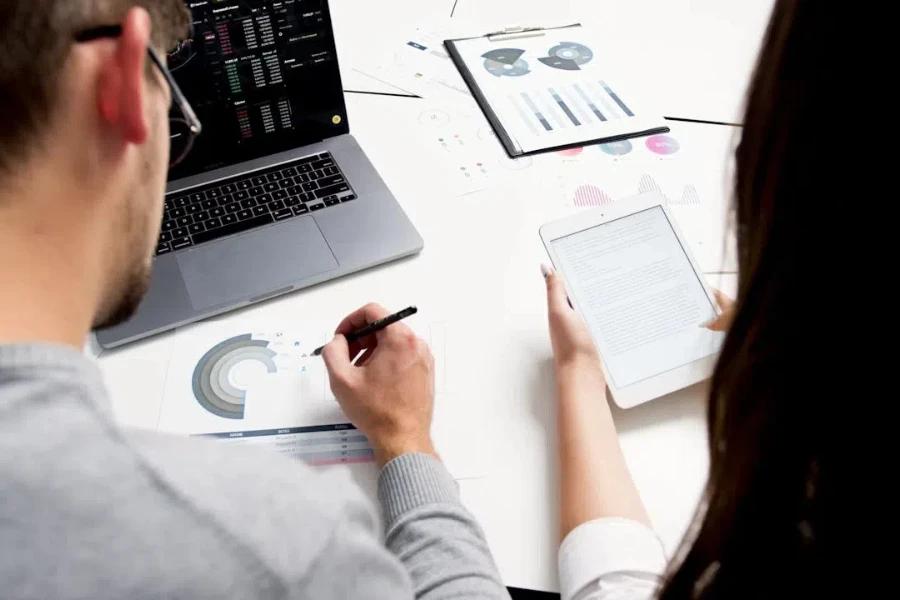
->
xmin=96 ymin=0 xmax=423 ymax=349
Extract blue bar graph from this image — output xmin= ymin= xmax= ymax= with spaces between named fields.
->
xmin=573 ymin=84 xmax=606 ymax=122
xmin=509 ymin=95 xmax=540 ymax=136
xmin=600 ymin=81 xmax=634 ymax=117
xmin=510 ymin=80 xmax=637 ymax=139
xmin=549 ymin=88 xmax=581 ymax=126
xmin=521 ymin=92 xmax=553 ymax=131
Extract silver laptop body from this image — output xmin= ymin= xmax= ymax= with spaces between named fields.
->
xmin=97 ymin=0 xmax=422 ymax=348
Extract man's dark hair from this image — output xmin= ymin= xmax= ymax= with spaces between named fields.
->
xmin=0 ymin=0 xmax=191 ymax=174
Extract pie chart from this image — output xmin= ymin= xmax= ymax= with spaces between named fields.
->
xmin=558 ymin=147 xmax=584 ymax=157
xmin=191 ymin=334 xmax=278 ymax=419
xmin=600 ymin=140 xmax=634 ymax=156
xmin=482 ymin=48 xmax=530 ymax=77
xmin=645 ymin=135 xmax=680 ymax=155
xmin=539 ymin=42 xmax=594 ymax=70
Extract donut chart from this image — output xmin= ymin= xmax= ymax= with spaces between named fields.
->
xmin=539 ymin=42 xmax=594 ymax=71
xmin=191 ymin=334 xmax=277 ymax=419
xmin=600 ymin=140 xmax=634 ymax=156
xmin=482 ymin=48 xmax=530 ymax=77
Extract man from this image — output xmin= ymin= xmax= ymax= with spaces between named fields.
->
xmin=0 ymin=2 xmax=508 ymax=598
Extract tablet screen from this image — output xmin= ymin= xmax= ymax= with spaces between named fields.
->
xmin=551 ymin=206 xmax=724 ymax=388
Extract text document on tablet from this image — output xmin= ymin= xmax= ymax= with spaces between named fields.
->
xmin=551 ymin=206 xmax=722 ymax=388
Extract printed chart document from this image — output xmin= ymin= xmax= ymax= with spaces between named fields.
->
xmin=157 ymin=319 xmax=485 ymax=478
xmin=446 ymin=25 xmax=667 ymax=156
xmin=158 ymin=321 xmax=369 ymax=466
xmin=551 ymin=206 xmax=724 ymax=388
xmin=541 ymin=120 xmax=738 ymax=273
xmin=362 ymin=25 xmax=475 ymax=107
xmin=553 ymin=159 xmax=735 ymax=273
xmin=413 ymin=104 xmax=537 ymax=195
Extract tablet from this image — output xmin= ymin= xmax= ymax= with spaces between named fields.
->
xmin=540 ymin=191 xmax=725 ymax=408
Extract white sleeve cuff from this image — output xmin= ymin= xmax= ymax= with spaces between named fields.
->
xmin=558 ymin=518 xmax=668 ymax=600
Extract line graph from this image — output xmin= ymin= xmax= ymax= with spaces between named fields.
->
xmin=167 ymin=39 xmax=195 ymax=73
xmin=638 ymin=174 xmax=701 ymax=206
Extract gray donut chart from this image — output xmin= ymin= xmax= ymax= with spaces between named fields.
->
xmin=192 ymin=334 xmax=278 ymax=419
xmin=538 ymin=56 xmax=581 ymax=70
xmin=539 ymin=42 xmax=595 ymax=71
xmin=482 ymin=48 xmax=530 ymax=77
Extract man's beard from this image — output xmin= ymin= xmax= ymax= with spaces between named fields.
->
xmin=92 ymin=125 xmax=164 ymax=332
xmin=91 ymin=261 xmax=152 ymax=331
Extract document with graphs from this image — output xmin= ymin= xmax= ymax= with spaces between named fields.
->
xmin=445 ymin=24 xmax=668 ymax=156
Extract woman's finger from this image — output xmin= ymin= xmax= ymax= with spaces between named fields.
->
xmin=543 ymin=264 xmax=572 ymax=315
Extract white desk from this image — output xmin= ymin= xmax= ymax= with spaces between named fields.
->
xmin=337 ymin=0 xmax=774 ymax=124
xmin=331 ymin=0 xmax=454 ymax=95
xmin=99 ymin=86 xmax=743 ymax=593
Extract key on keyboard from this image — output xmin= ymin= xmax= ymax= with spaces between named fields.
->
xmin=156 ymin=152 xmax=355 ymax=256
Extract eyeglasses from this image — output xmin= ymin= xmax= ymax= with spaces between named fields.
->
xmin=73 ymin=25 xmax=202 ymax=167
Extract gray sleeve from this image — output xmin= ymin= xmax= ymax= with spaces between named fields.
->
xmin=378 ymin=453 xmax=510 ymax=600
xmin=302 ymin=486 xmax=418 ymax=599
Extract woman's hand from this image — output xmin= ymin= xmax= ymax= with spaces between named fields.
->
xmin=543 ymin=264 xmax=602 ymax=373
xmin=702 ymin=289 xmax=736 ymax=332
xmin=543 ymin=265 xmax=651 ymax=536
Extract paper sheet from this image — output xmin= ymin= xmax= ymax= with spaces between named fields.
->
xmin=362 ymin=25 xmax=475 ymax=107
xmin=157 ymin=319 xmax=485 ymax=478
xmin=413 ymin=103 xmax=536 ymax=195
xmin=158 ymin=321 xmax=364 ymax=465
xmin=540 ymin=121 xmax=738 ymax=274
xmin=555 ymin=134 xmax=684 ymax=163
xmin=448 ymin=30 xmax=665 ymax=154
xmin=549 ymin=160 xmax=736 ymax=273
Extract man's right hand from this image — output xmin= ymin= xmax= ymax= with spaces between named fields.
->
xmin=321 ymin=303 xmax=438 ymax=467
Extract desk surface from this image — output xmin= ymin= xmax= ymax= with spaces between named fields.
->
xmin=98 ymin=6 xmax=755 ymax=588
xmin=332 ymin=0 xmax=454 ymax=95
xmin=334 ymin=0 xmax=774 ymax=124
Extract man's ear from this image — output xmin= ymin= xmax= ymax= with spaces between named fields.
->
xmin=97 ymin=7 xmax=152 ymax=145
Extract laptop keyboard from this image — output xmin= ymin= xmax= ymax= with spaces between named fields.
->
xmin=155 ymin=152 xmax=357 ymax=256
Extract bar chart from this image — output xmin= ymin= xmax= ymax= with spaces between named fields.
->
xmin=513 ymin=80 xmax=636 ymax=135
xmin=200 ymin=424 xmax=374 ymax=466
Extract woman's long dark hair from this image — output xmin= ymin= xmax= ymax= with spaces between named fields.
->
xmin=659 ymin=2 xmax=840 ymax=598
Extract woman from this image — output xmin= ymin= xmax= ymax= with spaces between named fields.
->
xmin=544 ymin=2 xmax=839 ymax=598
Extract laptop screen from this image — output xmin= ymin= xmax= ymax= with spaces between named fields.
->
xmin=167 ymin=0 xmax=349 ymax=182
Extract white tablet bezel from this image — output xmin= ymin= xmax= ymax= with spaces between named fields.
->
xmin=539 ymin=191 xmax=722 ymax=409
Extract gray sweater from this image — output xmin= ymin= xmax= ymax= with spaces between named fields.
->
xmin=0 ymin=343 xmax=509 ymax=599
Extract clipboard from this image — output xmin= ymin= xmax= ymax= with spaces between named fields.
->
xmin=444 ymin=24 xmax=669 ymax=158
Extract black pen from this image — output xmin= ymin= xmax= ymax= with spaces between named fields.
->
xmin=313 ymin=306 xmax=418 ymax=356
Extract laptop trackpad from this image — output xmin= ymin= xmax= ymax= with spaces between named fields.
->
xmin=176 ymin=217 xmax=339 ymax=311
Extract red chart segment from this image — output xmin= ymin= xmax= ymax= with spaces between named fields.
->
xmin=573 ymin=184 xmax=615 ymax=207
xmin=558 ymin=146 xmax=584 ymax=157
xmin=645 ymin=135 xmax=680 ymax=155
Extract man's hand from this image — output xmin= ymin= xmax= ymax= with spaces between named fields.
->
xmin=321 ymin=303 xmax=437 ymax=467
xmin=543 ymin=264 xmax=603 ymax=374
